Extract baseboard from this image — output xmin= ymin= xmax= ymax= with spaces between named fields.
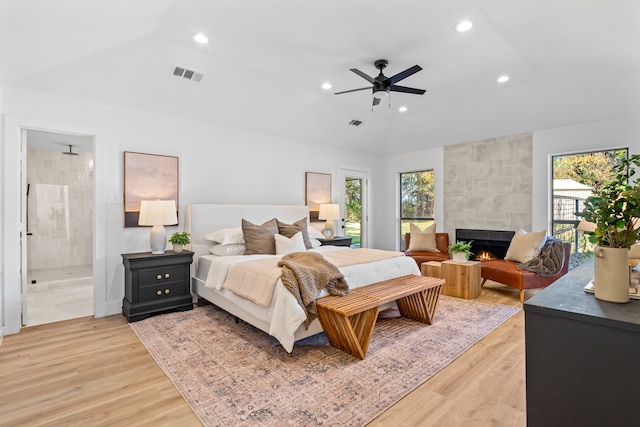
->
xmin=104 ymin=300 xmax=123 ymax=317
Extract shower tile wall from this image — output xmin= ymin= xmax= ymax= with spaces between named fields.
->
xmin=27 ymin=148 xmax=93 ymax=270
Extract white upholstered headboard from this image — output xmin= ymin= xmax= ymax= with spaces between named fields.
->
xmin=185 ymin=203 xmax=310 ymax=263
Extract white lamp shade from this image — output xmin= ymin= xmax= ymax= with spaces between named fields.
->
xmin=138 ymin=200 xmax=177 ymax=226
xmin=318 ymin=203 xmax=340 ymax=220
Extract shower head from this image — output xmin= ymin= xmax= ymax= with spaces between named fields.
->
xmin=63 ymin=145 xmax=79 ymax=155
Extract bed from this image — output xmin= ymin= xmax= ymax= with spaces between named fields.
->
xmin=185 ymin=203 xmax=420 ymax=352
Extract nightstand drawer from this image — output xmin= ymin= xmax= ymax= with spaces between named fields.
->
xmin=139 ymin=281 xmax=186 ymax=301
xmin=139 ymin=266 xmax=185 ymax=286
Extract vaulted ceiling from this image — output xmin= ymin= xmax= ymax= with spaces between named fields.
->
xmin=2 ymin=0 xmax=639 ymax=155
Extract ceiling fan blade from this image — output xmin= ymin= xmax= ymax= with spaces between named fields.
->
xmin=372 ymin=97 xmax=381 ymax=106
xmin=350 ymin=68 xmax=376 ymax=84
xmin=388 ymin=65 xmax=422 ymax=85
xmin=390 ymin=84 xmax=426 ymax=95
xmin=334 ymin=86 xmax=372 ymax=95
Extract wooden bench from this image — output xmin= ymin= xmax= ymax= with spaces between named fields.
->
xmin=316 ymin=274 xmax=444 ymax=359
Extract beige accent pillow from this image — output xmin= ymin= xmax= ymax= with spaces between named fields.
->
xmin=408 ymin=223 xmax=438 ymax=252
xmin=275 ymin=232 xmax=307 ymax=255
xmin=504 ymin=229 xmax=547 ymax=263
xmin=242 ymin=218 xmax=278 ymax=255
xmin=277 ymin=218 xmax=312 ymax=249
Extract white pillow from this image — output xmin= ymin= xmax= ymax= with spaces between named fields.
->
xmin=407 ymin=223 xmax=438 ymax=252
xmin=208 ymin=243 xmax=246 ymax=256
xmin=275 ymin=232 xmax=307 ymax=255
xmin=307 ymin=225 xmax=325 ymax=239
xmin=504 ymin=229 xmax=547 ymax=263
xmin=309 ymin=238 xmax=322 ymax=248
xmin=204 ymin=227 xmax=244 ymax=245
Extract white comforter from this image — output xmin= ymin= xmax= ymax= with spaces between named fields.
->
xmin=199 ymin=246 xmax=420 ymax=352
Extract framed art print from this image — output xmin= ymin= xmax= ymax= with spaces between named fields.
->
xmin=305 ymin=172 xmax=331 ymax=222
xmin=124 ymin=151 xmax=179 ymax=227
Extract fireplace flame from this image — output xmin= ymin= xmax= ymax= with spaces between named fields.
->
xmin=476 ymin=250 xmax=495 ymax=261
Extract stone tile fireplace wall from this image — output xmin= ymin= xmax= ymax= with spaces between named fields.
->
xmin=443 ymin=133 xmax=533 ymax=240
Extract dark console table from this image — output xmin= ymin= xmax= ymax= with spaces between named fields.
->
xmin=524 ymin=261 xmax=640 ymax=426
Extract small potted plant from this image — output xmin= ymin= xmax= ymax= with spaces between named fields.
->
xmin=448 ymin=240 xmax=473 ymax=263
xmin=169 ymin=232 xmax=190 ymax=253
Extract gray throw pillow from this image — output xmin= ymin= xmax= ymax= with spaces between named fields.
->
xmin=242 ymin=218 xmax=278 ymax=255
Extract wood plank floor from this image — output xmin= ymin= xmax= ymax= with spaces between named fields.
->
xmin=0 ymin=281 xmax=534 ymax=426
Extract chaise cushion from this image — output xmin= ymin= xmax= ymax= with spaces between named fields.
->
xmin=405 ymin=231 xmax=450 ymax=267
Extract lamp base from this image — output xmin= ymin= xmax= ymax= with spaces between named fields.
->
xmin=322 ymin=219 xmax=335 ymax=239
xmin=149 ymin=225 xmax=167 ymax=254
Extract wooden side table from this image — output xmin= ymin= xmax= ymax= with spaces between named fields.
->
xmin=421 ymin=260 xmax=481 ymax=299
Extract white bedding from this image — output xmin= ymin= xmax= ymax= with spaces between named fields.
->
xmin=195 ymin=246 xmax=420 ymax=352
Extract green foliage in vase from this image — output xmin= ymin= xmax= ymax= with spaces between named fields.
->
xmin=448 ymin=240 xmax=473 ymax=257
xmin=168 ymin=232 xmax=190 ymax=245
xmin=578 ymin=154 xmax=640 ymax=249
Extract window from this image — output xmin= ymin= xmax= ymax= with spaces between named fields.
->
xmin=552 ymin=149 xmax=627 ymax=254
xmin=400 ymin=170 xmax=434 ymax=250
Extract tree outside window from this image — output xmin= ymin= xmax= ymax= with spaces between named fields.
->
xmin=400 ymin=170 xmax=434 ymax=250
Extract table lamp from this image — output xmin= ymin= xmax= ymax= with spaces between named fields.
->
xmin=319 ymin=203 xmax=340 ymax=239
xmin=138 ymin=200 xmax=178 ymax=254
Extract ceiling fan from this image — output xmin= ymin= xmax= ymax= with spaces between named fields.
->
xmin=334 ymin=59 xmax=426 ymax=107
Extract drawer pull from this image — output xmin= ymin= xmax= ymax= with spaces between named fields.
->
xmin=156 ymin=274 xmax=162 ymax=280
xmin=165 ymin=289 xmax=170 ymax=294
xmin=156 ymin=290 xmax=162 ymax=296
xmin=165 ymin=273 xmax=170 ymax=279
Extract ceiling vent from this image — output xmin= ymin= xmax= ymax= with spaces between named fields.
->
xmin=348 ymin=119 xmax=364 ymax=127
xmin=171 ymin=65 xmax=204 ymax=83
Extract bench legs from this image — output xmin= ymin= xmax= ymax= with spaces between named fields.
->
xmin=395 ymin=287 xmax=441 ymax=324
xmin=317 ymin=306 xmax=380 ymax=360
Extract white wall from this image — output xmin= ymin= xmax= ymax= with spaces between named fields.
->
xmin=532 ymin=114 xmax=640 ymax=232
xmin=1 ymin=87 xmax=382 ymax=334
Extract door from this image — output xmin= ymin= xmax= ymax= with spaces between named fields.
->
xmin=20 ymin=130 xmax=28 ymax=324
xmin=339 ymin=168 xmax=368 ymax=248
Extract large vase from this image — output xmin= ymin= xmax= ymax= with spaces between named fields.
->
xmin=594 ymin=245 xmax=630 ymax=303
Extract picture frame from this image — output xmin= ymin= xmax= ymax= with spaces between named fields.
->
xmin=124 ymin=151 xmax=179 ymax=227
xmin=305 ymin=172 xmax=331 ymax=222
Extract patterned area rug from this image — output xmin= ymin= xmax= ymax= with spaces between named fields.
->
xmin=130 ymin=297 xmax=519 ymax=426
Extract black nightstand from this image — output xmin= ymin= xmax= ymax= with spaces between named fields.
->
xmin=318 ymin=236 xmax=353 ymax=247
xmin=122 ymin=250 xmax=194 ymax=322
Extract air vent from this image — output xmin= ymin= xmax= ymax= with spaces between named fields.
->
xmin=348 ymin=119 xmax=364 ymax=127
xmin=171 ymin=64 xmax=204 ymax=83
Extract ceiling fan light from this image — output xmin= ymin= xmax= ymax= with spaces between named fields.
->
xmin=373 ymin=89 xmax=388 ymax=99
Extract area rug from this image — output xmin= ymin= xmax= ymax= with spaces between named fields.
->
xmin=130 ymin=297 xmax=519 ymax=426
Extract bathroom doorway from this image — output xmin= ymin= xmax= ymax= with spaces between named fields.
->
xmin=24 ymin=130 xmax=94 ymax=326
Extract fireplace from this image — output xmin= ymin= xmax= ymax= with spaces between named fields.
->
xmin=455 ymin=229 xmax=515 ymax=261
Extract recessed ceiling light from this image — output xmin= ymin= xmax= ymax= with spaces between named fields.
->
xmin=321 ymin=82 xmax=332 ymax=90
xmin=398 ymin=106 xmax=408 ymax=113
xmin=193 ymin=33 xmax=209 ymax=44
xmin=456 ymin=20 xmax=473 ymax=32
xmin=497 ymin=75 xmax=510 ymax=83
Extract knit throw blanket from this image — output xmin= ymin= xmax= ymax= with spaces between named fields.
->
xmin=517 ymin=237 xmax=565 ymax=276
xmin=278 ymin=252 xmax=349 ymax=328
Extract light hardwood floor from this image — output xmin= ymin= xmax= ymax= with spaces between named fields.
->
xmin=0 ymin=281 xmax=535 ymax=426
